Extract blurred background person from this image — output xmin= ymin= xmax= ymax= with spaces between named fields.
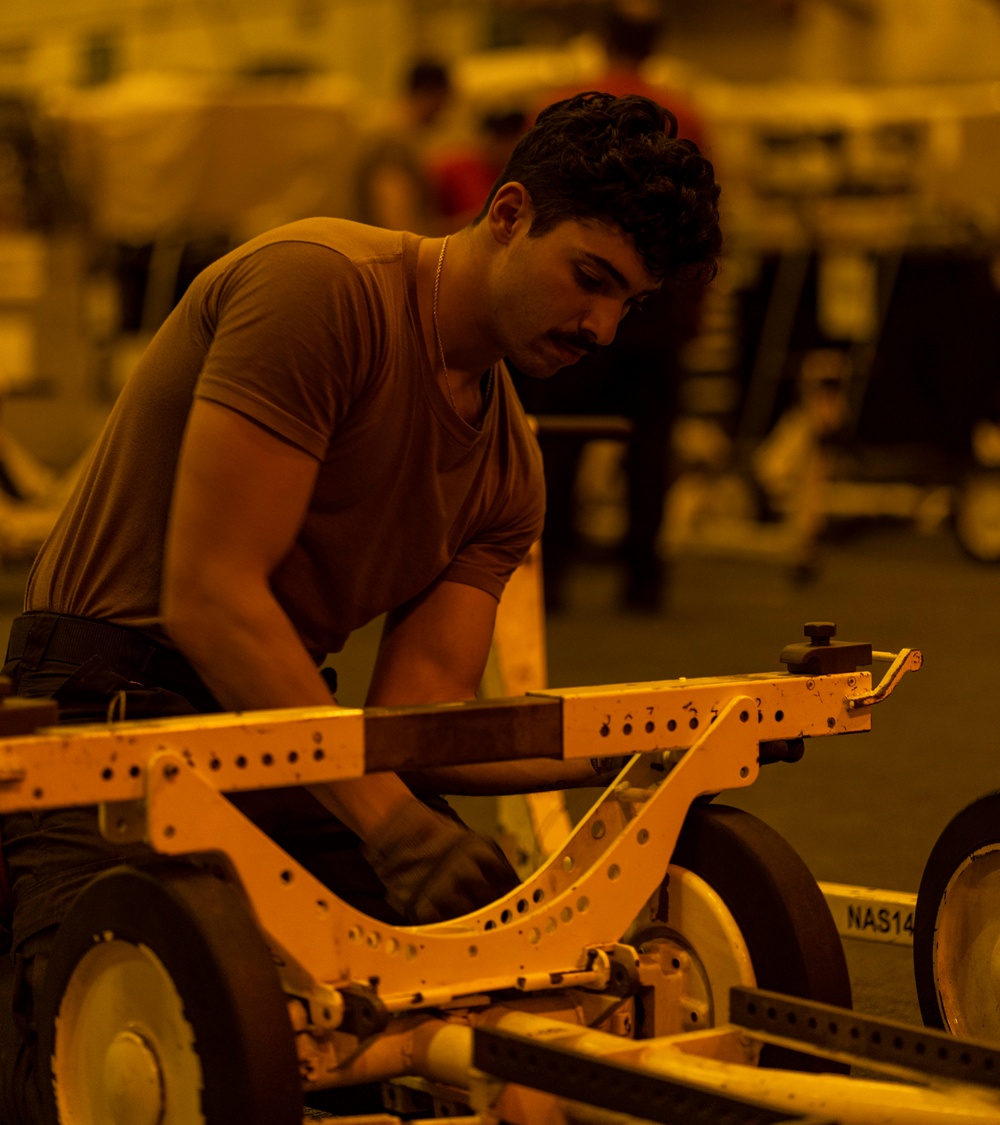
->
xmin=562 ymin=0 xmax=706 ymax=148
xmin=354 ymin=57 xmax=454 ymax=234
xmin=427 ymin=106 xmax=528 ymax=233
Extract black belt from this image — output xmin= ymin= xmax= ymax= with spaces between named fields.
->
xmin=5 ymin=612 xmax=207 ymax=696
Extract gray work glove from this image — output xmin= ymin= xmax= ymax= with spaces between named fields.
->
xmin=361 ymin=800 xmax=520 ymax=924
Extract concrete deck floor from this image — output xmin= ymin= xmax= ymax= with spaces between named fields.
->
xmin=1 ymin=517 xmax=994 ymax=1038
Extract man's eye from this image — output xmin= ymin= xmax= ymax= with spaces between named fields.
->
xmin=575 ymin=268 xmax=603 ymax=291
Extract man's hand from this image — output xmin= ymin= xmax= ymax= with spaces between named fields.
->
xmin=361 ymin=799 xmax=520 ymax=924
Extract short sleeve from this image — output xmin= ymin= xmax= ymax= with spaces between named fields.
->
xmin=443 ymin=507 xmax=544 ymax=600
xmin=443 ymin=406 xmax=546 ymax=600
xmin=195 ymin=241 xmax=377 ymax=459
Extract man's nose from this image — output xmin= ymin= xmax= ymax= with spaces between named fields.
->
xmin=580 ymin=298 xmax=625 ymax=347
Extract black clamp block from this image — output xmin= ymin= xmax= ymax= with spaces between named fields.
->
xmin=780 ymin=622 xmax=872 ymax=677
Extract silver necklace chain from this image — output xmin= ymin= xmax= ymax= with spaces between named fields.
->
xmin=432 ymin=235 xmax=492 ymax=423
xmin=432 ymin=236 xmax=459 ymax=415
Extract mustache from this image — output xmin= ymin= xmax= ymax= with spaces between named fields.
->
xmin=550 ymin=331 xmax=599 ymax=355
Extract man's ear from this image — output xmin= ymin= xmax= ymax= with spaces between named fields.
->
xmin=487 ymin=182 xmax=531 ymax=245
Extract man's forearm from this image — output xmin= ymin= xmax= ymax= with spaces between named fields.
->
xmin=163 ymin=583 xmax=334 ymax=713
xmin=164 ymin=584 xmax=438 ymax=841
xmin=307 ymin=773 xmax=425 ymax=838
xmin=399 ymin=756 xmax=621 ymax=796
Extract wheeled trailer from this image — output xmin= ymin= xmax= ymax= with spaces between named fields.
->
xmin=3 ymin=623 xmax=993 ymax=1125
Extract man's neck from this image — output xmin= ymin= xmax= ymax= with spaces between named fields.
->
xmin=419 ymin=229 xmax=500 ymax=426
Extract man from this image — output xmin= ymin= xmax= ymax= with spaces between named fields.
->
xmin=0 ymin=91 xmax=721 ymax=1123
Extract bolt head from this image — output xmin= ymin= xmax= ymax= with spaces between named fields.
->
xmin=804 ymin=621 xmax=836 ymax=644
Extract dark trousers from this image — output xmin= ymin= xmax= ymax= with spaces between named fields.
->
xmin=0 ymin=612 xmax=392 ymax=1125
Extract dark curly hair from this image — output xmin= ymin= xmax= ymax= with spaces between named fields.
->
xmin=475 ymin=92 xmax=721 ymax=284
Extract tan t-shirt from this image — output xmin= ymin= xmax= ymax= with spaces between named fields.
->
xmin=26 ymin=219 xmax=545 ymax=660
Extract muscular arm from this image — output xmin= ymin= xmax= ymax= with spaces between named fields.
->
xmin=399 ymin=757 xmax=607 ymax=795
xmin=162 ymin=399 xmax=328 ymax=712
xmin=161 ymin=398 xmax=417 ymax=838
xmin=162 ymin=403 xmax=583 ymax=917
xmin=367 ymin=579 xmax=499 ymax=707
xmin=370 ymin=578 xmax=609 ymax=794
xmin=309 ymin=578 xmax=514 ymax=816
xmin=161 ymin=401 xmax=563 ymax=830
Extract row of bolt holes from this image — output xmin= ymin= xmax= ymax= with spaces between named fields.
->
xmin=89 ymin=752 xmax=328 ymax=832
xmin=207 ymin=749 xmax=325 ymax=771
xmin=344 ymin=893 xmax=593 ymax=961
xmin=749 ymin=1002 xmax=994 ymax=1070
xmin=599 ymin=712 xmax=786 ymax=738
xmin=343 ymin=824 xmax=651 ymax=956
xmin=91 ymin=747 xmax=327 ymax=785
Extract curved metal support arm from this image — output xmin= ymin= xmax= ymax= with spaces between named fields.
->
xmin=847 ymin=649 xmax=923 ymax=709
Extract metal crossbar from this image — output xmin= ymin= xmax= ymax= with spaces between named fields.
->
xmin=473 ymin=1025 xmax=838 ymax=1125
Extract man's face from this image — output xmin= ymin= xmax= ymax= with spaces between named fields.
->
xmin=493 ymin=216 xmax=661 ymax=379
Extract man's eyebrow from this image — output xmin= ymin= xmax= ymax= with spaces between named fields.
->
xmin=581 ymin=251 xmax=657 ymax=296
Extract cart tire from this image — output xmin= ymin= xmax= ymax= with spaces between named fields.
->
xmin=953 ymin=471 xmax=1000 ymax=563
xmin=38 ymin=862 xmax=302 ymax=1125
xmin=913 ymin=790 xmax=1000 ymax=1039
xmin=628 ymin=803 xmax=851 ymax=1072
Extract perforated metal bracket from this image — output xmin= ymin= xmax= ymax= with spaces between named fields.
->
xmin=472 ymin=1025 xmax=836 ymax=1125
xmin=730 ymin=987 xmax=1000 ymax=1088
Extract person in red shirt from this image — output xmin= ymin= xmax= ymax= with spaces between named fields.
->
xmin=429 ymin=108 xmax=528 ymax=232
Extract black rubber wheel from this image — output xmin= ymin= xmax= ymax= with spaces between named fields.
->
xmin=629 ymin=803 xmax=852 ymax=1072
xmin=914 ymin=790 xmax=1000 ymax=1039
xmin=953 ymin=471 xmax=1000 ymax=563
xmin=38 ymin=862 xmax=302 ymax=1125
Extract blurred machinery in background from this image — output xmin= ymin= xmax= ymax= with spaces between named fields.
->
xmin=0 ymin=93 xmax=92 ymax=562
xmin=1 ymin=23 xmax=1000 ymax=576
xmin=663 ymin=76 xmax=1000 ymax=574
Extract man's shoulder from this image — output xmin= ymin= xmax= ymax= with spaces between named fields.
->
xmin=241 ymin=218 xmax=410 ymax=268
xmin=205 ymin=220 xmax=416 ymax=309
